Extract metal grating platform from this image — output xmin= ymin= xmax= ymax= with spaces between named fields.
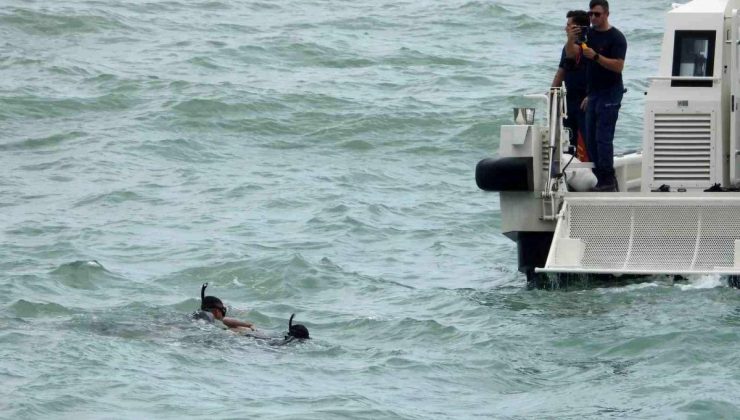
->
xmin=540 ymin=195 xmax=740 ymax=275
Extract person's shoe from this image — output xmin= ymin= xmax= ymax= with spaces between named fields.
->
xmin=591 ymin=174 xmax=619 ymax=192
xmin=592 ymin=182 xmax=617 ymax=192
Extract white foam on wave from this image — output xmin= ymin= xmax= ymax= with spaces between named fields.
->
xmin=677 ymin=274 xmax=724 ymax=290
xmin=597 ymin=281 xmax=661 ymax=294
xmin=596 ymin=273 xmax=727 ymax=293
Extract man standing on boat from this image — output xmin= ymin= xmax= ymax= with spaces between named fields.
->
xmin=565 ymin=0 xmax=627 ymax=192
xmin=552 ymin=10 xmax=590 ymax=161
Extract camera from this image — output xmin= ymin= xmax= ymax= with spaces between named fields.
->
xmin=577 ymin=26 xmax=589 ymax=44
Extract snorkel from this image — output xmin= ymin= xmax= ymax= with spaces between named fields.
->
xmin=200 ymin=283 xmax=227 ymax=318
xmin=285 ymin=313 xmax=310 ymax=340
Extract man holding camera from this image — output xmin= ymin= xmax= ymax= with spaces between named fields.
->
xmin=552 ymin=10 xmax=590 ymax=160
xmin=565 ymin=0 xmax=627 ymax=192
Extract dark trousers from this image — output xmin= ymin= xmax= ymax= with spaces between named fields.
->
xmin=585 ymin=84 xmax=623 ymax=184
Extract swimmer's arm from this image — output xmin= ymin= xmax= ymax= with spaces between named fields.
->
xmin=222 ymin=317 xmax=255 ymax=330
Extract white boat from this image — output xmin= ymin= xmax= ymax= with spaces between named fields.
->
xmin=476 ymin=0 xmax=740 ymax=288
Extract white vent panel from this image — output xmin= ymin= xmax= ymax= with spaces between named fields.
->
xmin=652 ymin=113 xmax=712 ymax=182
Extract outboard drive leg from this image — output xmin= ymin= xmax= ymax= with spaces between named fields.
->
xmin=516 ymin=232 xmax=553 ymax=289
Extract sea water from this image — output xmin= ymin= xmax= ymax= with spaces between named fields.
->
xmin=2 ymin=0 xmax=740 ymax=418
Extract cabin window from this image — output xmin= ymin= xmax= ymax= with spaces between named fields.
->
xmin=672 ymin=30 xmax=715 ymax=87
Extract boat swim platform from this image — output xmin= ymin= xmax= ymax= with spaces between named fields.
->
xmin=538 ymin=193 xmax=740 ymax=276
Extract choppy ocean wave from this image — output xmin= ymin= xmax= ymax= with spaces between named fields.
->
xmin=2 ymin=0 xmax=740 ymax=418
xmin=1 ymin=7 xmax=131 ymax=35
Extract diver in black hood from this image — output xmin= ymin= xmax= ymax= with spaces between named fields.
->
xmin=193 ymin=283 xmax=255 ymax=330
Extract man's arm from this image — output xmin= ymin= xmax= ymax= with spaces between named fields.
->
xmin=583 ymin=32 xmax=626 ymax=74
xmin=564 ymin=26 xmax=581 ymax=58
xmin=582 ymin=47 xmax=624 ymax=73
xmin=222 ymin=317 xmax=255 ymax=330
xmin=552 ymin=67 xmax=565 ymax=88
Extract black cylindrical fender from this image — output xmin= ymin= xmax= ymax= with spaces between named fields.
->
xmin=475 ymin=157 xmax=533 ymax=192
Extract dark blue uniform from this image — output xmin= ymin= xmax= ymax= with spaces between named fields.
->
xmin=559 ymin=47 xmax=588 ymax=150
xmin=584 ymin=26 xmax=627 ymax=189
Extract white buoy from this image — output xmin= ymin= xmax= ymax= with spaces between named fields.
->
xmin=564 ymin=154 xmax=598 ymax=192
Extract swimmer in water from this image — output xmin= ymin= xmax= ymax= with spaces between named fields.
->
xmin=258 ymin=314 xmax=311 ymax=345
xmin=285 ymin=313 xmax=309 ymax=341
xmin=193 ymin=283 xmax=255 ymax=331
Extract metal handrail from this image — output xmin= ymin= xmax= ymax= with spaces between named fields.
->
xmin=647 ymin=76 xmax=720 ymax=81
